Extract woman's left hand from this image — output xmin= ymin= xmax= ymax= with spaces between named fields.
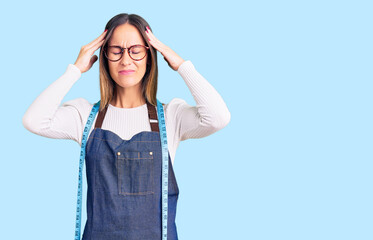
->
xmin=145 ymin=26 xmax=185 ymax=71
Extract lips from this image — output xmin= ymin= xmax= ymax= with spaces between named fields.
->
xmin=119 ymin=70 xmax=135 ymax=73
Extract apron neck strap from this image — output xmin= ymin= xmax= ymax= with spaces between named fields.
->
xmin=94 ymin=104 xmax=108 ymax=129
xmin=94 ymin=100 xmax=159 ymax=132
xmin=146 ymin=101 xmax=160 ymax=132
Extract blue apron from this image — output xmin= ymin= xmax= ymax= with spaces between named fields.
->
xmin=81 ymin=101 xmax=179 ymax=240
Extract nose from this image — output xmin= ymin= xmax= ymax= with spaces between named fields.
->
xmin=120 ymin=49 xmax=132 ymax=65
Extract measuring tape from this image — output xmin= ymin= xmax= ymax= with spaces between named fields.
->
xmin=74 ymin=99 xmax=169 ymax=240
xmin=74 ymin=100 xmax=100 ymax=240
xmin=157 ymin=99 xmax=169 ymax=240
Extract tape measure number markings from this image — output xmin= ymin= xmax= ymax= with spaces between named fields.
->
xmin=157 ymin=99 xmax=169 ymax=240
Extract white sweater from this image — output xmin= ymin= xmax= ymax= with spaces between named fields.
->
xmin=22 ymin=60 xmax=231 ymax=165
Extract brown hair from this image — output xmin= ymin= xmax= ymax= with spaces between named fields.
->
xmin=98 ymin=13 xmax=158 ymax=111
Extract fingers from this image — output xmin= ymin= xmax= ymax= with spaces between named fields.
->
xmin=84 ymin=31 xmax=107 ymax=56
xmin=91 ymin=36 xmax=106 ymax=52
xmin=145 ymin=27 xmax=166 ymax=53
xmin=86 ymin=30 xmax=108 ymax=50
xmin=145 ymin=27 xmax=157 ymax=43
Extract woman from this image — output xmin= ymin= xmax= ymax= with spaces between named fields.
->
xmin=22 ymin=13 xmax=230 ymax=239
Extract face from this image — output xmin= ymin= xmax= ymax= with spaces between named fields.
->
xmin=107 ymin=23 xmax=148 ymax=91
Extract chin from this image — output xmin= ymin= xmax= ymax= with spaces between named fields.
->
xmin=116 ymin=78 xmax=142 ymax=89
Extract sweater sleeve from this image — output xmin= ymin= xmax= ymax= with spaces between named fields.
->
xmin=165 ymin=60 xmax=231 ymax=142
xmin=22 ymin=64 xmax=92 ymax=145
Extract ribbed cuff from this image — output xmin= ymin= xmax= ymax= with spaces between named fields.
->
xmin=68 ymin=63 xmax=82 ymax=80
xmin=176 ymin=60 xmax=194 ymax=76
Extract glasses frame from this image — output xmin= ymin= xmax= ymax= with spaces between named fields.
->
xmin=104 ymin=44 xmax=150 ymax=62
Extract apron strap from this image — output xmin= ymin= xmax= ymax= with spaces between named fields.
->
xmin=94 ymin=100 xmax=160 ymax=132
xmin=94 ymin=104 xmax=108 ymax=129
xmin=146 ymin=101 xmax=160 ymax=132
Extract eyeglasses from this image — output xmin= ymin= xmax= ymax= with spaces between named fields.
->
xmin=104 ymin=44 xmax=150 ymax=62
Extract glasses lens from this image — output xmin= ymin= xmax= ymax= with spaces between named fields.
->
xmin=106 ymin=46 xmax=147 ymax=61
xmin=129 ymin=46 xmax=147 ymax=60
xmin=106 ymin=46 xmax=122 ymax=61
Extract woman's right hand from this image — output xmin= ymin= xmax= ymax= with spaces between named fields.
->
xmin=74 ymin=29 xmax=107 ymax=74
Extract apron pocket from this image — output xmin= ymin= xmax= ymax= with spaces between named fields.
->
xmin=117 ymin=151 xmax=154 ymax=196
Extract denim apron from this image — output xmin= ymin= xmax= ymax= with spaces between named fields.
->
xmin=81 ymin=101 xmax=179 ymax=240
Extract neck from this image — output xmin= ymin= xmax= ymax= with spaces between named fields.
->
xmin=110 ymin=85 xmax=146 ymax=108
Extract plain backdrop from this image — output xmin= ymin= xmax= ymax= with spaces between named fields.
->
xmin=1 ymin=0 xmax=372 ymax=239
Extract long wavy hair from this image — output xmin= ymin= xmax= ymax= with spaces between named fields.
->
xmin=98 ymin=13 xmax=158 ymax=112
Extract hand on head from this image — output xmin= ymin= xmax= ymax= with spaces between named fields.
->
xmin=74 ymin=30 xmax=108 ymax=74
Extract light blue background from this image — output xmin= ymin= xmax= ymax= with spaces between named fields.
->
xmin=1 ymin=0 xmax=372 ymax=239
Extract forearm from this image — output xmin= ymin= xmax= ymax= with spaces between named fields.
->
xmin=22 ymin=64 xmax=82 ymax=134
xmin=177 ymin=61 xmax=231 ymax=129
xmin=172 ymin=61 xmax=230 ymax=141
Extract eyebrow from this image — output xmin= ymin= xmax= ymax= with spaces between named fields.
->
xmin=108 ymin=44 xmax=141 ymax=48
